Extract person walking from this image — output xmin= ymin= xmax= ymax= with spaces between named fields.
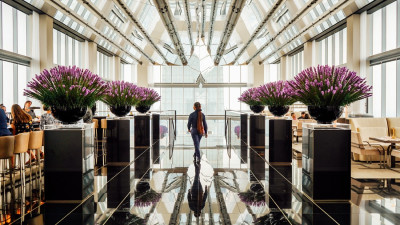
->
xmin=187 ymin=102 xmax=208 ymax=164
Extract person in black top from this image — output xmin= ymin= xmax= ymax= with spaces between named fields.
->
xmin=0 ymin=108 xmax=11 ymax=136
xmin=187 ymin=162 xmax=208 ymax=218
xmin=187 ymin=102 xmax=208 ymax=163
xmin=0 ymin=104 xmax=10 ymax=124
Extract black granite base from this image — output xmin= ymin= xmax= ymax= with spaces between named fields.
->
xmin=302 ymin=126 xmax=351 ymax=201
xmin=249 ymin=115 xmax=265 ymax=181
xmin=240 ymin=114 xmax=248 ymax=163
xmin=152 ymin=114 xmax=160 ymax=164
xmin=268 ymin=165 xmax=292 ymax=209
xmin=44 ymin=196 xmax=94 ymax=225
xmin=134 ymin=115 xmax=151 ymax=179
xmin=302 ymin=201 xmax=351 ymax=225
xmin=267 ymin=119 xmax=292 ymax=163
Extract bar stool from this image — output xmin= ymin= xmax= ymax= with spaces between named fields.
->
xmin=101 ymin=119 xmax=107 ymax=165
xmin=93 ymin=119 xmax=99 ymax=165
xmin=0 ymin=136 xmax=14 ymax=222
xmin=28 ymin=130 xmax=44 ymax=213
xmin=13 ymin=132 xmax=30 ymax=222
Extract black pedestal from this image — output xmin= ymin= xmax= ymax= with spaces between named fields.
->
xmin=249 ymin=115 xmax=265 ymax=181
xmin=240 ymin=114 xmax=248 ymax=163
xmin=302 ymin=126 xmax=351 ymax=201
xmin=267 ymin=119 xmax=292 ymax=163
xmin=267 ymin=165 xmax=292 ymax=209
xmin=106 ymin=119 xmax=134 ymax=208
xmin=134 ymin=115 xmax=151 ymax=179
xmin=302 ymin=201 xmax=351 ymax=225
xmin=93 ymin=116 xmax=106 ymax=165
xmin=152 ymin=114 xmax=160 ymax=164
xmin=44 ymin=126 xmax=94 ymax=224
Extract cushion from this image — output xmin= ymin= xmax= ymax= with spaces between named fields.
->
xmin=358 ymin=127 xmax=388 ymax=142
xmin=387 ymin=118 xmax=400 ymax=129
xmin=350 ymin=118 xmax=388 ymax=131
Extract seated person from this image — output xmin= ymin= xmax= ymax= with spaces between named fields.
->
xmin=0 ymin=104 xmax=10 ymax=124
xmin=23 ymin=100 xmax=37 ymax=119
xmin=40 ymin=105 xmax=56 ymax=130
xmin=291 ymin=112 xmax=296 ymax=120
xmin=0 ymin=108 xmax=11 ymax=136
xmin=298 ymin=112 xmax=307 ymax=120
xmin=304 ymin=113 xmax=310 ymax=119
xmin=11 ymin=104 xmax=33 ymax=135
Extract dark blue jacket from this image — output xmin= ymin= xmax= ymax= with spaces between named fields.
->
xmin=0 ymin=109 xmax=11 ymax=136
xmin=187 ymin=110 xmax=208 ymax=134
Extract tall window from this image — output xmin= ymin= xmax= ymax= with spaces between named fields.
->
xmin=289 ymin=51 xmax=304 ymax=78
xmin=318 ymin=27 xmax=347 ymax=65
xmin=265 ymin=63 xmax=280 ymax=82
xmin=97 ymin=51 xmax=111 ymax=80
xmin=0 ymin=2 xmax=30 ymax=109
xmin=53 ymin=29 xmax=82 ymax=67
xmin=121 ymin=63 xmax=137 ymax=83
xmin=369 ymin=1 xmax=399 ymax=117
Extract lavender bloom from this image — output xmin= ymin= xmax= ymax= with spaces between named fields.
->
xmin=24 ymin=65 xmax=107 ymax=108
xmin=257 ymin=81 xmax=296 ymax=106
xmin=102 ymin=81 xmax=139 ymax=107
xmin=286 ymin=65 xmax=373 ymax=106
xmin=238 ymin=87 xmax=263 ymax=106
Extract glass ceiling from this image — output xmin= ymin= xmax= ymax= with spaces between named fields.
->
xmin=25 ymin=0 xmax=375 ymax=65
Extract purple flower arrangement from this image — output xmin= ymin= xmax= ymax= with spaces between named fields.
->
xmin=238 ymin=87 xmax=263 ymax=106
xmin=24 ymin=65 xmax=107 ymax=108
xmin=287 ymin=65 xmax=372 ymax=106
xmin=136 ymin=87 xmax=161 ymax=107
xmin=102 ymin=81 xmax=139 ymax=107
xmin=134 ymin=189 xmax=162 ymax=207
xmin=238 ymin=191 xmax=266 ymax=207
xmin=257 ymin=81 xmax=296 ymax=106
xmin=160 ymin=125 xmax=168 ymax=138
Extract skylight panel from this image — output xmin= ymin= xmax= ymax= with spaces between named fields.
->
xmin=77 ymin=5 xmax=85 ymax=15
xmin=329 ymin=16 xmax=337 ymax=25
xmin=78 ymin=26 xmax=84 ymax=33
xmin=315 ymin=4 xmax=323 ymax=15
xmin=322 ymin=0 xmax=330 ymax=11
xmin=337 ymin=10 xmax=345 ymax=20
xmin=70 ymin=0 xmax=78 ymax=11
xmin=54 ymin=11 xmax=63 ymax=20
xmin=309 ymin=10 xmax=317 ymax=20
xmin=63 ymin=16 xmax=71 ymax=25
xmin=83 ymin=10 xmax=91 ymax=21
xmin=71 ymin=21 xmax=78 ymax=30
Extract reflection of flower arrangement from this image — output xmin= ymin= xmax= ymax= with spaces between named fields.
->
xmin=257 ymin=81 xmax=296 ymax=106
xmin=136 ymin=87 xmax=161 ymax=107
xmin=24 ymin=65 xmax=107 ymax=108
xmin=102 ymin=81 xmax=139 ymax=106
xmin=160 ymin=125 xmax=168 ymax=139
xmin=234 ymin=125 xmax=240 ymax=138
xmin=134 ymin=181 xmax=162 ymax=207
xmin=238 ymin=87 xmax=263 ymax=106
xmin=255 ymin=212 xmax=290 ymax=225
xmin=238 ymin=183 xmax=266 ymax=207
xmin=286 ymin=65 xmax=373 ymax=106
xmin=108 ymin=212 xmax=146 ymax=225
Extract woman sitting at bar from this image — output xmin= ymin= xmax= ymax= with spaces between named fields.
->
xmin=11 ymin=104 xmax=33 ymax=135
xmin=40 ymin=105 xmax=56 ymax=130
xmin=0 ymin=108 xmax=11 ymax=136
xmin=23 ymin=100 xmax=37 ymax=119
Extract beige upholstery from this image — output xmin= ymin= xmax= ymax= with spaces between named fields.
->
xmin=93 ymin=119 xmax=99 ymax=129
xmin=387 ymin=118 xmax=400 ymax=129
xmin=28 ymin=131 xmax=43 ymax=150
xmin=0 ymin=136 xmax=15 ymax=159
xmin=101 ymin=119 xmax=107 ymax=129
xmin=350 ymin=118 xmax=388 ymax=131
xmin=357 ymin=127 xmax=389 ymax=142
xmin=351 ymin=131 xmax=383 ymax=164
xmin=14 ymin=132 xmax=30 ymax=154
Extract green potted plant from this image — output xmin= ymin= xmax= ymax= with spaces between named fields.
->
xmin=257 ymin=81 xmax=296 ymax=117
xmin=238 ymin=87 xmax=264 ymax=113
xmin=102 ymin=81 xmax=139 ymax=117
xmin=287 ymin=65 xmax=372 ymax=124
xmin=24 ymin=66 xmax=107 ymax=123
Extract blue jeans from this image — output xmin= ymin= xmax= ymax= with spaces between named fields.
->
xmin=191 ymin=131 xmax=202 ymax=158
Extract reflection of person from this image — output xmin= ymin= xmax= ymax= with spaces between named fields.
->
xmin=40 ymin=105 xmax=56 ymax=130
xmin=0 ymin=108 xmax=11 ymax=136
xmin=187 ymin=102 xmax=208 ymax=163
xmin=187 ymin=163 xmax=208 ymax=218
xmin=24 ymin=100 xmax=36 ymax=119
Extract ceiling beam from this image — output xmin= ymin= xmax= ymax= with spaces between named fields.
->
xmin=207 ymin=0 xmax=218 ymax=54
xmin=214 ymin=0 xmax=246 ymax=65
xmin=153 ymin=0 xmax=188 ymax=65
xmin=183 ymin=0 xmax=194 ymax=55
xmin=115 ymin=0 xmax=172 ymax=65
xmin=80 ymin=0 xmax=158 ymax=64
xmin=259 ymin=0 xmax=350 ymax=64
xmin=244 ymin=0 xmax=320 ymax=65
xmin=200 ymin=0 xmax=206 ymax=40
xmin=49 ymin=0 xmax=143 ymax=64
xmin=229 ymin=0 xmax=283 ymax=65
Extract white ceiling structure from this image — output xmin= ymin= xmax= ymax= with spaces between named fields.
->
xmin=25 ymin=0 xmax=376 ymax=65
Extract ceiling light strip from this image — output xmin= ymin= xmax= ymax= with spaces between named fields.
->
xmin=153 ymin=0 xmax=188 ymax=65
xmin=245 ymin=0 xmax=321 ymax=65
xmin=79 ymin=0 xmax=156 ymax=64
xmin=214 ymin=0 xmax=246 ymax=65
xmin=230 ymin=0 xmax=283 ymax=64
xmin=207 ymin=0 xmax=218 ymax=53
xmin=259 ymin=0 xmax=349 ymax=64
xmin=201 ymin=0 xmax=206 ymax=39
xmin=183 ymin=0 xmax=194 ymax=55
xmin=116 ymin=0 xmax=171 ymax=64
xmin=49 ymin=0 xmax=143 ymax=64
